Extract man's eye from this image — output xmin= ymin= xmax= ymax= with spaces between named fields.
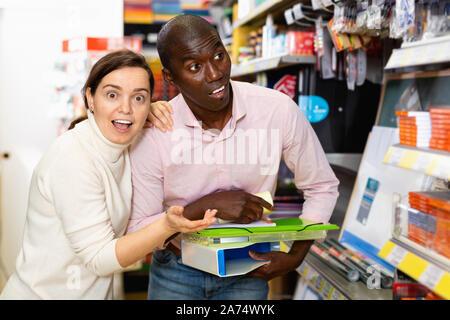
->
xmin=214 ymin=52 xmax=223 ymax=60
xmin=189 ymin=64 xmax=200 ymax=71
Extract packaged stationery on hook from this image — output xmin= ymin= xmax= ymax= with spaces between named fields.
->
xmin=390 ymin=0 xmax=415 ymax=39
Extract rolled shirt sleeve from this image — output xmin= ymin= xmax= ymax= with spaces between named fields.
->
xmin=281 ymin=95 xmax=339 ymax=223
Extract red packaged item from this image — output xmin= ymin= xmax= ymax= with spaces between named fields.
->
xmin=286 ymin=31 xmax=315 ymax=56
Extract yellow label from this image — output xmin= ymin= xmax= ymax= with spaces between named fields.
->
xmin=378 ymin=241 xmax=396 ymax=259
xmin=398 ymin=150 xmax=419 ymax=169
xmin=425 ymin=156 xmax=439 ymax=175
xmin=434 ymin=273 xmax=450 ymax=300
xmin=383 ymin=147 xmax=393 ymax=163
xmin=398 ymin=253 xmax=428 ymax=280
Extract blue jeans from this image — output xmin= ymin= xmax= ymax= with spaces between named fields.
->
xmin=148 ymin=248 xmax=269 ymax=300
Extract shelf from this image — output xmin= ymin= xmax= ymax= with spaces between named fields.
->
xmin=231 ymin=54 xmax=315 ymax=77
xmin=232 ymin=0 xmax=299 ymax=29
xmin=378 ymin=239 xmax=450 ymax=299
xmin=297 ymin=253 xmax=393 ymax=300
xmin=385 ymin=35 xmax=450 ymax=71
xmin=210 ymin=0 xmax=237 ymax=6
xmin=383 ymin=144 xmax=450 ymax=180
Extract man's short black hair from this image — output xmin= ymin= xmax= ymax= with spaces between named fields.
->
xmin=157 ymin=14 xmax=220 ymax=71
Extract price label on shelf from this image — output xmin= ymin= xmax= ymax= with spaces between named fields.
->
xmin=430 ymin=156 xmax=450 ymax=180
xmin=412 ymin=152 xmax=434 ymax=172
xmin=385 ymin=245 xmax=408 ymax=267
xmin=398 ymin=150 xmax=419 ymax=169
xmin=384 ymin=146 xmax=406 ymax=165
xmin=418 ymin=264 xmax=445 ymax=290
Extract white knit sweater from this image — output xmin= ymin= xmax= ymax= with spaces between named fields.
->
xmin=1 ymin=112 xmax=130 ymax=299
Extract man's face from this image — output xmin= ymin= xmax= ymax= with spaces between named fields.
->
xmin=164 ymin=31 xmax=232 ymax=114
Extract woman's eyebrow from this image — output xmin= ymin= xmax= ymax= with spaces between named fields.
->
xmin=102 ymin=84 xmax=149 ymax=93
xmin=133 ymin=88 xmax=150 ymax=93
xmin=102 ymin=84 xmax=122 ymax=90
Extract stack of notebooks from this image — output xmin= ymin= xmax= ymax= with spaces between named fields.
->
xmin=152 ymin=0 xmax=182 ymax=23
xmin=408 ymin=191 xmax=450 ymax=259
xmin=429 ymin=107 xmax=450 ymax=152
xmin=124 ymin=0 xmax=153 ymax=24
xmin=181 ymin=192 xmax=339 ymax=277
xmin=395 ymin=111 xmax=431 ymax=148
xmin=180 ymin=0 xmax=213 ymax=23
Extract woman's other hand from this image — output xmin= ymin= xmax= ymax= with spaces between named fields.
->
xmin=145 ymin=101 xmax=174 ymax=132
xmin=165 ymin=206 xmax=217 ymax=234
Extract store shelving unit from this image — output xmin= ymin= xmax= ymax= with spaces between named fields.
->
xmin=383 ymin=144 xmax=450 ymax=180
xmin=233 ymin=0 xmax=283 ymax=29
xmin=231 ymin=53 xmax=315 ymax=77
xmin=232 ymin=0 xmax=306 ymax=29
xmin=385 ymin=35 xmax=450 ymax=72
xmin=296 ymin=252 xmax=392 ymax=300
xmin=375 ymin=35 xmax=450 ymax=299
xmin=379 ymin=239 xmax=450 ymax=299
xmin=378 ymin=142 xmax=450 ymax=299
xmin=230 ymin=0 xmax=316 ymax=78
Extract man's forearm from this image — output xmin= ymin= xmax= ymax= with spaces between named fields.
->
xmin=289 ymin=240 xmax=314 ymax=265
xmin=183 ymin=196 xmax=209 ymax=221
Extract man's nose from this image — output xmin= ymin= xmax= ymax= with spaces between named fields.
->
xmin=205 ymin=61 xmax=222 ymax=82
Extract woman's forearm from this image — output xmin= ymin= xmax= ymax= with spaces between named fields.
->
xmin=115 ymin=215 xmax=174 ymax=268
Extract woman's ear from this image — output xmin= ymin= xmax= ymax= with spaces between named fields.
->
xmin=86 ymin=87 xmax=95 ymax=113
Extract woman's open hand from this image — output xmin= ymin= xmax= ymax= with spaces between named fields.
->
xmin=165 ymin=206 xmax=217 ymax=234
xmin=145 ymin=101 xmax=174 ymax=132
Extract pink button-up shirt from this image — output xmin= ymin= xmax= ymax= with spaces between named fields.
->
xmin=127 ymin=81 xmax=339 ymax=242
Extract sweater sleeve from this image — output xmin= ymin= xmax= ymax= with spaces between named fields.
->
xmin=46 ymin=150 xmax=124 ymax=277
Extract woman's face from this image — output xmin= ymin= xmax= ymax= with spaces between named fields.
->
xmin=86 ymin=67 xmax=151 ymax=145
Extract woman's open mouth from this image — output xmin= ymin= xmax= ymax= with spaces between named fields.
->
xmin=112 ymin=120 xmax=133 ymax=133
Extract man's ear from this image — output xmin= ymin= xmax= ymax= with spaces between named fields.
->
xmin=162 ymin=67 xmax=176 ymax=87
xmin=86 ymin=87 xmax=95 ymax=113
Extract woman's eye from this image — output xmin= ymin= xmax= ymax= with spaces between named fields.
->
xmin=134 ymin=95 xmax=145 ymax=103
xmin=107 ymin=92 xmax=117 ymax=99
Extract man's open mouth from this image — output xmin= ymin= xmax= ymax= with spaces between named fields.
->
xmin=209 ymin=85 xmax=225 ymax=97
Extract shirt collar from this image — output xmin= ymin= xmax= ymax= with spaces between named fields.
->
xmin=179 ymin=80 xmax=247 ymax=129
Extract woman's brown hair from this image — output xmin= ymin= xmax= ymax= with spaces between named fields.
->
xmin=68 ymin=49 xmax=154 ymax=130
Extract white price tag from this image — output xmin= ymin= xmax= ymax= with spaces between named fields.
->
xmin=412 ymin=152 xmax=433 ymax=172
xmin=431 ymin=156 xmax=450 ymax=179
xmin=418 ymin=264 xmax=444 ymax=290
xmin=292 ymin=4 xmax=305 ymax=20
xmin=387 ymin=147 xmax=406 ymax=165
xmin=385 ymin=245 xmax=407 ymax=267
xmin=284 ymin=9 xmax=295 ymax=25
xmin=321 ymin=0 xmax=333 ymax=7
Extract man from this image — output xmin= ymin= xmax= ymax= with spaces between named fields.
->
xmin=127 ymin=14 xmax=339 ymax=300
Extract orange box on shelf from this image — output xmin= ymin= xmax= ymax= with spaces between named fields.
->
xmin=62 ymin=37 xmax=142 ymax=53
xmin=429 ymin=107 xmax=450 ymax=115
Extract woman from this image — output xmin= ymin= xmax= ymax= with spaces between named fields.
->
xmin=0 ymin=50 xmax=216 ymax=299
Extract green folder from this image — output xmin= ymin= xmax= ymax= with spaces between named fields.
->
xmin=182 ymin=218 xmax=339 ymax=247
